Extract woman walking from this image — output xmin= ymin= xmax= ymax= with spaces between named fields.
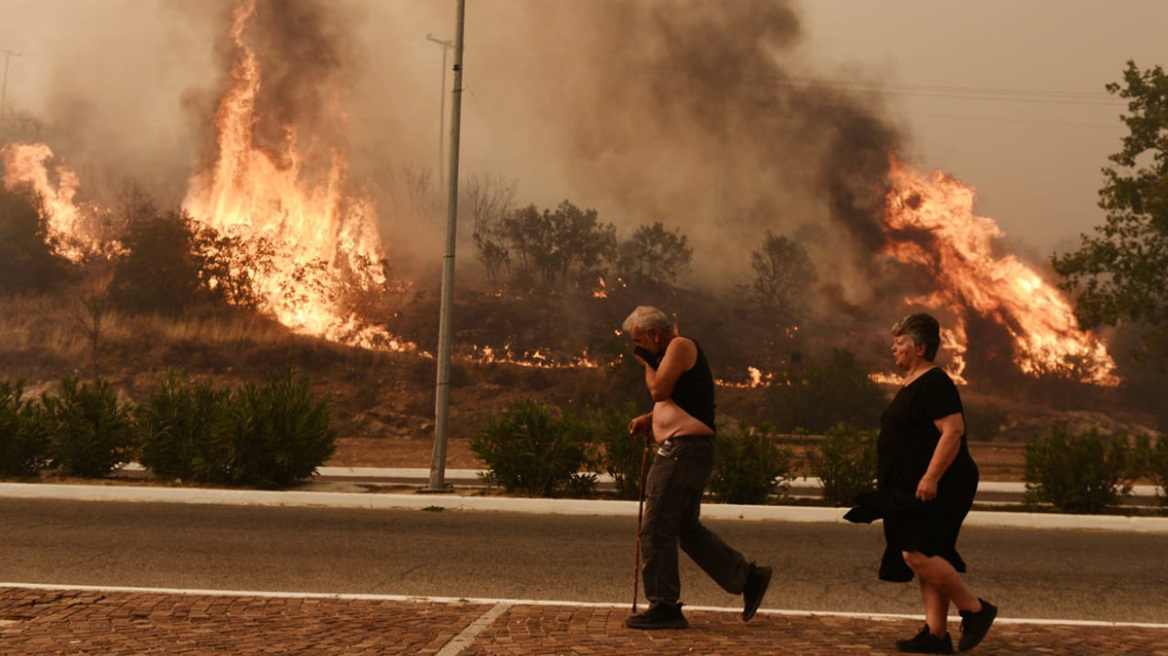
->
xmin=848 ymin=313 xmax=996 ymax=653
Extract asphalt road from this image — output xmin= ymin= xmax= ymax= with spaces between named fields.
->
xmin=1 ymin=498 xmax=1165 ymax=624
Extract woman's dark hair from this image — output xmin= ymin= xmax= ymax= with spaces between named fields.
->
xmin=892 ymin=313 xmax=941 ymax=361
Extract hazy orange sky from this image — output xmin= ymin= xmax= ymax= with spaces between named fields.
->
xmin=0 ymin=0 xmax=1165 ymax=261
xmin=799 ymin=1 xmax=1168 ymax=256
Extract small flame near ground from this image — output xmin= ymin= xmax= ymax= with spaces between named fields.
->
xmin=882 ymin=155 xmax=1118 ymax=386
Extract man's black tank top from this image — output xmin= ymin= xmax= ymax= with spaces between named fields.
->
xmin=672 ymin=340 xmax=716 ymax=433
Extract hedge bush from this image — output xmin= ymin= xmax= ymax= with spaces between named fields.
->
xmin=471 ymin=400 xmax=597 ymax=497
xmin=591 ymin=402 xmax=649 ymax=500
xmin=137 ymin=370 xmax=229 ymax=481
xmin=811 ymin=423 xmax=878 ymax=506
xmin=709 ymin=422 xmax=794 ymax=504
xmin=0 ymin=380 xmax=50 ymax=477
xmin=1145 ymin=434 xmax=1168 ymax=505
xmin=1024 ymin=426 xmax=1134 ymax=513
xmin=194 ymin=370 xmax=335 ymax=489
xmin=42 ymin=377 xmax=136 ymax=478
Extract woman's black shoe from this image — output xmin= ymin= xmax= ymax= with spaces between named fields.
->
xmin=896 ymin=624 xmax=954 ymax=654
xmin=958 ymin=599 xmax=997 ymax=651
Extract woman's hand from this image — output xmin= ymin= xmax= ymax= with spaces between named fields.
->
xmin=916 ymin=476 xmax=938 ymax=502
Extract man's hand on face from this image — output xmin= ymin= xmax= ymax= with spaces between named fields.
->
xmin=633 ymin=345 xmax=660 ymax=370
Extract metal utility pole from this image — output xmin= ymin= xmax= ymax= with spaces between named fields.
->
xmin=0 ymin=49 xmax=20 ymax=123
xmin=426 ymin=0 xmax=467 ymax=492
xmin=425 ymin=34 xmax=454 ymax=187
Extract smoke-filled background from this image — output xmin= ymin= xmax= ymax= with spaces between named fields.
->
xmin=5 ymin=0 xmax=1166 ymax=413
xmin=1 ymin=0 xmax=907 ymax=299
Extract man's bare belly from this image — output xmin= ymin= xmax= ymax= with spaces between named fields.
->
xmin=651 ymin=399 xmax=714 ymax=443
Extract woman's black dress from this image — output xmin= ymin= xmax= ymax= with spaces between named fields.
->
xmin=875 ymin=367 xmax=978 ymax=582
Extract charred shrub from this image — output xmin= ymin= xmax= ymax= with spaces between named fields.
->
xmin=0 ymin=380 xmax=51 ymax=477
xmin=811 ymin=424 xmax=878 ymax=506
xmin=42 ymin=377 xmax=136 ymax=478
xmin=1024 ymin=426 xmax=1134 ymax=513
xmin=471 ymin=400 xmax=597 ymax=497
xmin=710 ymin=422 xmax=795 ymax=505
xmin=0 ymin=187 xmax=71 ymax=293
xmin=765 ymin=350 xmax=886 ymax=433
xmin=195 ymin=370 xmax=335 ymax=489
xmin=136 ymin=370 xmax=229 ymax=481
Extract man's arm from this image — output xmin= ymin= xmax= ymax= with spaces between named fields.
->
xmin=642 ymin=337 xmax=697 ymax=402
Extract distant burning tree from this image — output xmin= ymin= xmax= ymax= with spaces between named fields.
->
xmin=882 ymin=156 xmax=1118 ymax=386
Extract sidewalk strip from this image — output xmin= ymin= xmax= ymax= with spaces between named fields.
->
xmin=435 ymin=602 xmax=511 ymax=656
xmin=3 ymin=582 xmax=1167 ymax=630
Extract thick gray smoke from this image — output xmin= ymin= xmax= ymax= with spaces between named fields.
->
xmin=7 ymin=0 xmax=911 ymax=314
xmin=362 ymin=0 xmax=907 ymax=307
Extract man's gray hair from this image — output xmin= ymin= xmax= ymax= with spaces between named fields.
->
xmin=622 ymin=306 xmax=672 ymax=335
xmin=892 ymin=313 xmax=942 ymax=362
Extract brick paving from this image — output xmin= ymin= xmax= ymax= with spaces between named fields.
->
xmin=2 ymin=587 xmax=1166 ymax=655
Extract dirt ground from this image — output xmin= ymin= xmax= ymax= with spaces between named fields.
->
xmin=329 ymin=436 xmax=484 ymax=469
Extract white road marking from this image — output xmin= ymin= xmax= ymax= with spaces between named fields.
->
xmin=1 ymin=582 xmax=1166 ymax=630
xmin=435 ymin=602 xmax=511 ymax=656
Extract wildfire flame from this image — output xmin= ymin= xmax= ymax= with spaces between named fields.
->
xmin=1 ymin=142 xmax=114 ymax=262
xmin=883 ymin=156 xmax=1118 ymax=385
xmin=181 ymin=0 xmax=403 ymax=350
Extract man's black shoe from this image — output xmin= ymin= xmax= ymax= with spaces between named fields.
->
xmin=896 ymin=625 xmax=954 ymax=654
xmin=958 ymin=599 xmax=997 ymax=652
xmin=624 ymin=602 xmax=688 ymax=630
xmin=742 ymin=564 xmax=772 ymax=622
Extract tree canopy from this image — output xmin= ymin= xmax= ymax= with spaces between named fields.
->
xmin=1051 ymin=60 xmax=1168 ymax=360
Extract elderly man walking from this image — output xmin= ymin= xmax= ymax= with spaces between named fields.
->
xmin=622 ymin=305 xmax=772 ymax=630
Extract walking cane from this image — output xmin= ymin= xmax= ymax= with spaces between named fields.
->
xmin=632 ymin=438 xmax=651 ymax=613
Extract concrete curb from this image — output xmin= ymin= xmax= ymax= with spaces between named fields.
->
xmin=3 ymin=479 xmax=1167 ymax=533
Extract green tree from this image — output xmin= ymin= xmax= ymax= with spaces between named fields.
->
xmin=108 ymin=210 xmax=202 ymax=314
xmin=766 ymin=350 xmax=887 ymax=433
xmin=743 ymin=231 xmax=816 ymax=326
xmin=497 ymin=201 xmax=617 ymax=291
xmin=1052 ymin=61 xmax=1168 ymax=359
xmin=617 ymin=221 xmax=693 ymax=286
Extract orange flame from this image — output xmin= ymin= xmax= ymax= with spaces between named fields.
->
xmin=883 ymin=156 xmax=1117 ymax=385
xmin=1 ymin=142 xmax=114 ymax=262
xmin=181 ymin=0 xmax=403 ymax=350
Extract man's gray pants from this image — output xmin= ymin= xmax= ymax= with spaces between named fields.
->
xmin=640 ymin=437 xmax=751 ymax=607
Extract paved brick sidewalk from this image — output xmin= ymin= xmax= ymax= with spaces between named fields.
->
xmin=2 ymin=588 xmax=1166 ymax=655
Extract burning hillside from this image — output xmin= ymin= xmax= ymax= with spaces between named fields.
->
xmin=0 ymin=0 xmax=1123 ymax=392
